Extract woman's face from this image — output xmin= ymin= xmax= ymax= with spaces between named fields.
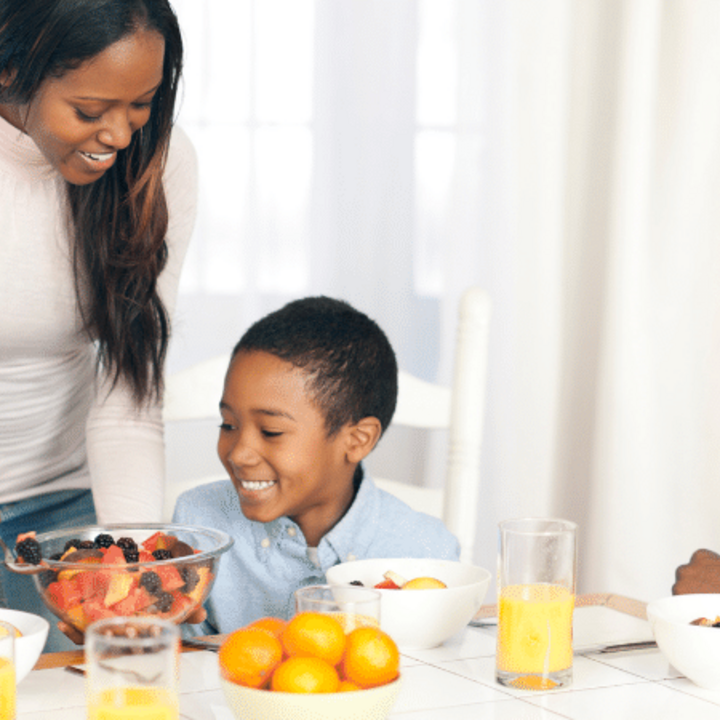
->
xmin=0 ymin=27 xmax=165 ymax=185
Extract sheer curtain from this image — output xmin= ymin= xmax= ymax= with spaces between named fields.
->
xmin=167 ymin=0 xmax=720 ymax=602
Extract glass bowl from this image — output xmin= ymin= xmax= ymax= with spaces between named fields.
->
xmin=26 ymin=523 xmax=233 ymax=633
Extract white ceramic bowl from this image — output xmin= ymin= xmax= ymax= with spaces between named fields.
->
xmin=326 ymin=558 xmax=491 ymax=649
xmin=0 ymin=608 xmax=49 ymax=683
xmin=221 ymin=676 xmax=402 ymax=720
xmin=647 ymin=594 xmax=720 ymax=689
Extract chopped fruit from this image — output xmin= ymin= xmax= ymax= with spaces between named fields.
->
xmin=102 ymin=545 xmax=127 ymax=565
xmin=382 ymin=571 xmax=407 ymax=588
xmin=374 ymin=579 xmax=401 ymax=590
xmin=25 ymin=530 xmax=216 ymax=630
xmin=187 ymin=567 xmax=211 ymax=604
xmin=141 ymin=532 xmax=163 ymax=553
xmin=93 ymin=533 xmax=115 ymax=549
xmin=15 ymin=537 xmax=42 ymax=565
xmin=154 ymin=565 xmax=185 ymax=592
xmin=139 ymin=571 xmax=162 ymax=595
xmin=171 ymin=541 xmax=194 ymax=558
xmin=402 ymin=577 xmax=447 ymax=590
xmin=104 ymin=573 xmax=137 ymax=607
xmin=46 ymin=580 xmax=82 ymax=611
xmin=152 ymin=549 xmax=173 ymax=561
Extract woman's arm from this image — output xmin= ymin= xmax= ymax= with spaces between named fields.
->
xmin=86 ymin=126 xmax=199 ymax=524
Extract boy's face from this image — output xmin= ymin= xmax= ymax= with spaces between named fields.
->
xmin=217 ymin=350 xmax=358 ymax=546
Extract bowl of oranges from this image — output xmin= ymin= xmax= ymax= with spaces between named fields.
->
xmin=326 ymin=557 xmax=491 ymax=649
xmin=219 ymin=609 xmax=402 ymax=720
xmin=0 ymin=608 xmax=49 ymax=683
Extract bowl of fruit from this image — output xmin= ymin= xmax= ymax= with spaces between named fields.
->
xmin=219 ymin=613 xmax=402 ymax=720
xmin=326 ymin=557 xmax=491 ymax=649
xmin=0 ymin=608 xmax=49 ymax=683
xmin=647 ymin=594 xmax=720 ymax=690
xmin=13 ymin=523 xmax=233 ymax=634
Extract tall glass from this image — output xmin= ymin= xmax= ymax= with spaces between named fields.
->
xmin=0 ymin=622 xmax=15 ymax=720
xmin=85 ymin=617 xmax=180 ymax=720
xmin=294 ymin=584 xmax=381 ymax=631
xmin=495 ymin=518 xmax=577 ymax=690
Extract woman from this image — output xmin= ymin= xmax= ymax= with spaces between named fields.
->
xmin=0 ymin=0 xmax=198 ymax=649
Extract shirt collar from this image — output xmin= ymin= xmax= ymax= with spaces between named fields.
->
xmin=319 ymin=471 xmax=380 ymax=568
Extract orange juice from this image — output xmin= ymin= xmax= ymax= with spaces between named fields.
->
xmin=0 ymin=657 xmax=15 ymax=720
xmin=496 ymin=583 xmax=574 ymax=675
xmin=87 ymin=687 xmax=178 ymax=720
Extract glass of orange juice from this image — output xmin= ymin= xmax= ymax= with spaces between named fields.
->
xmin=495 ymin=518 xmax=577 ymax=691
xmin=0 ymin=621 xmax=16 ymax=720
xmin=85 ymin=617 xmax=180 ymax=720
xmin=295 ymin=584 xmax=381 ymax=631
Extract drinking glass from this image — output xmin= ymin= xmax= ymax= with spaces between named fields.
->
xmin=294 ymin=584 xmax=381 ymax=631
xmin=85 ymin=617 xmax=180 ymax=720
xmin=495 ymin=518 xmax=577 ymax=690
xmin=0 ymin=622 xmax=15 ymax=720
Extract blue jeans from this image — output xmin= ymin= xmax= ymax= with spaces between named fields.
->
xmin=0 ymin=489 xmax=96 ymax=652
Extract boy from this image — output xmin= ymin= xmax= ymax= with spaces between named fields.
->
xmin=173 ymin=296 xmax=460 ymax=633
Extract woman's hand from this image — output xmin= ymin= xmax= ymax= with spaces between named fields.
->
xmin=673 ymin=549 xmax=720 ymax=594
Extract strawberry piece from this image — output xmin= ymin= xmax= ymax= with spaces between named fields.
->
xmin=102 ymin=545 xmax=126 ymax=565
xmin=141 ymin=531 xmax=164 ymax=553
xmin=154 ymin=564 xmax=185 ymax=592
xmin=46 ymin=579 xmax=82 ymax=610
xmin=374 ymin=579 xmax=401 ymax=590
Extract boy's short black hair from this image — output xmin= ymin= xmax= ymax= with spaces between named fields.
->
xmin=233 ymin=297 xmax=398 ymax=437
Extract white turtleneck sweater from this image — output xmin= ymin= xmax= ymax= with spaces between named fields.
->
xmin=0 ymin=114 xmax=198 ymax=523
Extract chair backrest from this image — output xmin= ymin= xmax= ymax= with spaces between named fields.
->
xmin=162 ymin=287 xmax=491 ymax=562
xmin=372 ymin=287 xmax=490 ymax=562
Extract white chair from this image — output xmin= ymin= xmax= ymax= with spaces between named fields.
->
xmin=163 ymin=287 xmax=491 ymax=562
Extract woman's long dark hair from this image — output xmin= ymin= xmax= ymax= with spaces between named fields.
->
xmin=0 ymin=0 xmax=183 ymax=404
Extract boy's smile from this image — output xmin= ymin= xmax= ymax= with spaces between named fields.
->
xmin=217 ymin=350 xmax=360 ymax=547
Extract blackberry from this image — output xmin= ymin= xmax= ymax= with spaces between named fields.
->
xmin=180 ymin=566 xmax=200 ymax=593
xmin=123 ymin=548 xmax=140 ymax=564
xmin=94 ymin=533 xmax=115 ymax=549
xmin=77 ymin=540 xmax=95 ymax=550
xmin=152 ymin=549 xmax=172 ymax=561
xmin=64 ymin=539 xmax=83 ymax=552
xmin=139 ymin=571 xmax=162 ymax=595
xmin=350 ymin=580 xmax=364 ymax=586
xmin=154 ymin=591 xmax=173 ymax=613
xmin=116 ymin=537 xmax=138 ymax=552
xmin=15 ymin=537 xmax=42 ymax=565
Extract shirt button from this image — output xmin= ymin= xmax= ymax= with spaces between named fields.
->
xmin=287 ymin=527 xmax=296 ymax=537
xmin=260 ymin=538 xmax=271 ymax=548
xmin=347 ymin=553 xmax=356 ymax=561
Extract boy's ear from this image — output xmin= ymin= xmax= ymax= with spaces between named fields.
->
xmin=344 ymin=417 xmax=383 ymax=463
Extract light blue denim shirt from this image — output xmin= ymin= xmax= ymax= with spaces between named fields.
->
xmin=173 ymin=472 xmax=460 ymax=634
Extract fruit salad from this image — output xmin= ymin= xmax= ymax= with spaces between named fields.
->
xmin=23 ymin=531 xmax=214 ymax=631
xmin=352 ymin=570 xmax=447 ymax=591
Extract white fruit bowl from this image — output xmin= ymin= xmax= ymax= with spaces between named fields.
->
xmin=221 ymin=676 xmax=402 ymax=720
xmin=0 ymin=608 xmax=49 ymax=683
xmin=647 ymin=594 xmax=720 ymax=689
xmin=326 ymin=558 xmax=491 ymax=649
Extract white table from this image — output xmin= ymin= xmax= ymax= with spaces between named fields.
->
xmin=17 ymin=595 xmax=720 ymax=720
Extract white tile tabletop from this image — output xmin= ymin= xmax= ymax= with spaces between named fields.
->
xmin=17 ymin=598 xmax=720 ymax=719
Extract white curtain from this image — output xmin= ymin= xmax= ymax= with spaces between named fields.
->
xmin=167 ymin=0 xmax=720 ymax=603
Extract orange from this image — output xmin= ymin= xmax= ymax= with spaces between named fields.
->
xmin=337 ymin=679 xmax=362 ymax=692
xmin=281 ymin=611 xmax=347 ymax=666
xmin=341 ymin=627 xmax=400 ymax=688
xmin=271 ymin=656 xmax=340 ymax=693
xmin=248 ymin=616 xmax=288 ymax=640
xmin=402 ymin=576 xmax=447 ymax=590
xmin=219 ymin=627 xmax=283 ymax=688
